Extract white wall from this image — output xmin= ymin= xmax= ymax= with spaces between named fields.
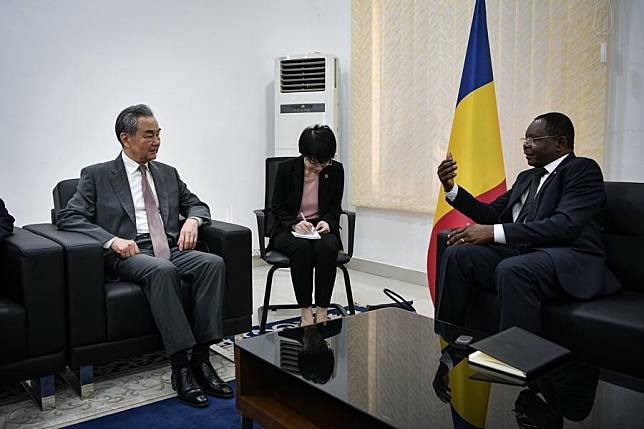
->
xmin=2 ymin=0 xmax=642 ymax=276
xmin=0 ymin=0 xmax=351 ymax=246
xmin=606 ymin=0 xmax=644 ymax=182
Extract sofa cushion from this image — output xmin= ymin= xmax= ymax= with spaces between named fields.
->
xmin=543 ymin=291 xmax=644 ymax=378
xmin=0 ymin=299 xmax=27 ymax=365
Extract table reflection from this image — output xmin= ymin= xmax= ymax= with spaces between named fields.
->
xmin=278 ymin=320 xmax=343 ymax=384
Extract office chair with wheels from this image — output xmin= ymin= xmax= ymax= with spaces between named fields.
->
xmin=254 ymin=157 xmax=356 ymax=333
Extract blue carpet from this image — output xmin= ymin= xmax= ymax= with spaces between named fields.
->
xmin=68 ymin=381 xmax=243 ymax=429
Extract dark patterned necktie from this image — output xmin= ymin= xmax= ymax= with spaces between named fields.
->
xmin=139 ymin=165 xmax=170 ymax=259
xmin=516 ymin=167 xmax=547 ymax=223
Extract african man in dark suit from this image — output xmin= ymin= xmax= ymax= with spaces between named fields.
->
xmin=58 ymin=104 xmax=232 ymax=407
xmin=435 ymin=112 xmax=620 ymax=334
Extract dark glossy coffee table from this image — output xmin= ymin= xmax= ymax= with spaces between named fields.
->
xmin=235 ymin=308 xmax=644 ymax=429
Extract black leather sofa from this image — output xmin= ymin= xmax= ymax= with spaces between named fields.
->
xmin=24 ymin=179 xmax=253 ymax=397
xmin=436 ymin=182 xmax=644 ymax=380
xmin=0 ymin=227 xmax=66 ymax=409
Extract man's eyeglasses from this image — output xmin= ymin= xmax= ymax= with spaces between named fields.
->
xmin=304 ymin=157 xmax=331 ymax=168
xmin=520 ymin=135 xmax=561 ymax=146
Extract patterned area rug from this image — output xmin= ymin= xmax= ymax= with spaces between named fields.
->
xmin=0 ymin=351 xmax=234 ymax=429
xmin=0 ymin=307 xmax=364 ymax=428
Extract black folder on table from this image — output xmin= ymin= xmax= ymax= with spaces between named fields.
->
xmin=468 ymin=327 xmax=570 ymax=380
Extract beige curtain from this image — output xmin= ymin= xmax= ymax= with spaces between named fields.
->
xmin=351 ymin=0 xmax=610 ymax=213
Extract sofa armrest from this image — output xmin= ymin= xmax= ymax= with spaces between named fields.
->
xmin=199 ymin=221 xmax=252 ymax=326
xmin=23 ymin=223 xmax=107 ymax=348
xmin=0 ymin=227 xmax=65 ymax=357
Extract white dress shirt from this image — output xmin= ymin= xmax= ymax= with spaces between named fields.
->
xmin=445 ymin=154 xmax=569 ymax=244
xmin=103 ymin=152 xmax=202 ymax=249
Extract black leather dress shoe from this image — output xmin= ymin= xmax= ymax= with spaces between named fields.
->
xmin=191 ymin=361 xmax=234 ymax=398
xmin=171 ymin=366 xmax=209 ymax=407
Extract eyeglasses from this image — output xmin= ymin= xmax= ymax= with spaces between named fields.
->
xmin=304 ymin=157 xmax=331 ymax=168
xmin=520 ymin=135 xmax=561 ymax=146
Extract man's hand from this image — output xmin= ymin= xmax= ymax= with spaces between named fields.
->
xmin=437 ymin=152 xmax=457 ymax=192
xmin=315 ymin=221 xmax=330 ymax=234
xmin=293 ymin=220 xmax=314 ymax=234
xmin=111 ymin=238 xmax=140 ymax=258
xmin=447 ymin=224 xmax=494 ymax=246
xmin=178 ymin=218 xmax=199 ymax=251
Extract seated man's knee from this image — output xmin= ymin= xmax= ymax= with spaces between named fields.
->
xmin=156 ymin=259 xmax=179 ymax=276
xmin=443 ymin=243 xmax=475 ymax=263
xmin=494 ymin=258 xmax=529 ymax=290
xmin=199 ymin=252 xmax=225 ymax=272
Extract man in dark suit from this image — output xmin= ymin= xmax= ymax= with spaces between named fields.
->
xmin=0 ymin=199 xmax=15 ymax=242
xmin=435 ymin=112 xmax=619 ymax=334
xmin=58 ymin=104 xmax=232 ymax=407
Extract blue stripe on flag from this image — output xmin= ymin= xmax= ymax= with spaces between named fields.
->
xmin=456 ymin=0 xmax=493 ymax=104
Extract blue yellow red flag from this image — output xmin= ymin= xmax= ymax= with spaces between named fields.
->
xmin=427 ymin=0 xmax=506 ymax=303
xmin=429 ymin=1 xmax=503 ymax=427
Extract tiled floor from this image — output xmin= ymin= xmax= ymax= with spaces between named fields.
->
xmin=251 ymin=263 xmax=435 ymax=325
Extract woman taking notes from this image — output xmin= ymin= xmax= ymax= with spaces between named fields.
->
xmin=270 ymin=125 xmax=344 ymax=326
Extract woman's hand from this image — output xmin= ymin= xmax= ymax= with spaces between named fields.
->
xmin=293 ymin=220 xmax=314 ymax=233
xmin=315 ymin=221 xmax=330 ymax=234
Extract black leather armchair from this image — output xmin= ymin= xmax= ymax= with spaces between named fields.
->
xmin=0 ymin=227 xmax=65 ymax=409
xmin=435 ymin=182 xmax=644 ymax=380
xmin=24 ymin=179 xmax=252 ymax=397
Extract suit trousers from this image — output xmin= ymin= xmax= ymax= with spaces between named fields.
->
xmin=106 ymin=237 xmax=225 ymax=356
xmin=436 ymin=243 xmax=568 ymax=334
xmin=271 ymin=230 xmax=340 ymax=308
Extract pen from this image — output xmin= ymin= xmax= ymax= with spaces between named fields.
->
xmin=300 ymin=212 xmax=315 ymax=232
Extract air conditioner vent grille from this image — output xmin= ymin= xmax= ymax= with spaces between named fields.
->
xmin=280 ymin=58 xmax=326 ymax=93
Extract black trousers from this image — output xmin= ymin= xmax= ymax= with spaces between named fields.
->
xmin=436 ymin=243 xmax=568 ymax=334
xmin=105 ymin=236 xmax=225 ymax=356
xmin=271 ymin=230 xmax=340 ymax=308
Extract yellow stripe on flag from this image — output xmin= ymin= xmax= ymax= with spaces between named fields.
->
xmin=434 ymin=82 xmax=505 ymax=222
xmin=440 ymin=339 xmax=491 ymax=428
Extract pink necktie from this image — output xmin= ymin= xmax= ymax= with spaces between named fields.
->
xmin=139 ymin=165 xmax=171 ymax=259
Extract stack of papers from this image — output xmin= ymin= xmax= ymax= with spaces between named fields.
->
xmin=291 ymin=230 xmax=321 ymax=240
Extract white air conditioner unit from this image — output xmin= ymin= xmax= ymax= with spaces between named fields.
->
xmin=274 ymin=53 xmax=339 ymax=157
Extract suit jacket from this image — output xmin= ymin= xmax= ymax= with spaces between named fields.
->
xmin=269 ymin=156 xmax=344 ymax=243
xmin=57 ymin=154 xmax=211 ymax=246
xmin=0 ymin=198 xmax=15 ymax=241
xmin=449 ymin=153 xmax=620 ymax=299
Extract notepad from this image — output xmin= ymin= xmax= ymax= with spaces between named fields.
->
xmin=468 ymin=327 xmax=570 ymax=379
xmin=469 ymin=350 xmax=527 ymax=378
xmin=291 ymin=230 xmax=321 ymax=240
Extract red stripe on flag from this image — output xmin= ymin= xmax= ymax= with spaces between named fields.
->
xmin=426 ymin=180 xmax=506 ymax=302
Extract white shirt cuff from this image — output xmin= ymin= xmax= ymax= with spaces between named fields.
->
xmin=445 ymin=183 xmax=459 ymax=201
xmin=104 ymin=237 xmax=117 ymax=249
xmin=494 ymin=224 xmax=506 ymax=244
xmin=189 ymin=216 xmax=203 ymax=227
